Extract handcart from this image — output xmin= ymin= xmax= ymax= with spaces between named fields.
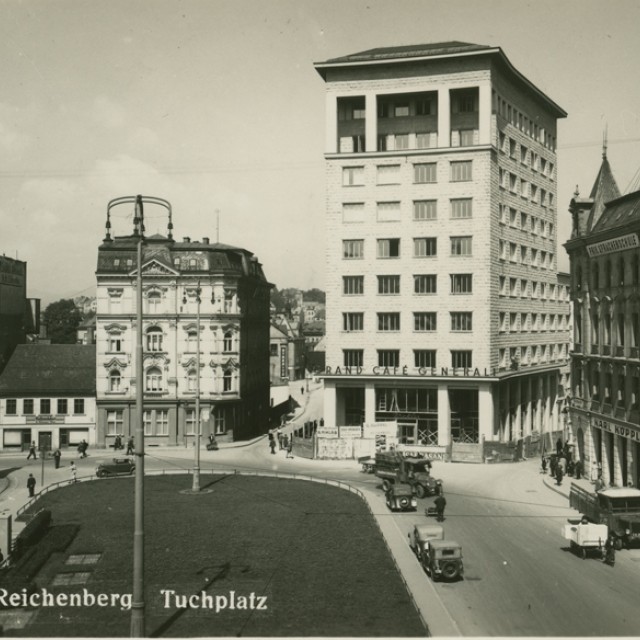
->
xmin=563 ymin=518 xmax=608 ymax=559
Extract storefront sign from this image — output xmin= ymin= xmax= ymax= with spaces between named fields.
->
xmin=591 ymin=417 xmax=640 ymax=442
xmin=324 ymin=365 xmax=496 ymax=378
xmin=316 ymin=426 xmax=339 ymax=438
xmin=339 ymin=426 xmax=362 ymax=438
xmin=396 ymin=444 xmax=447 ymax=460
xmin=363 ymin=421 xmax=398 ymax=438
xmin=26 ymin=415 xmax=65 ymax=424
xmin=587 ymin=233 xmax=639 ymax=257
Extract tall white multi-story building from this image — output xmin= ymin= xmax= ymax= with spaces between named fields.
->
xmin=315 ymin=42 xmax=571 ymax=452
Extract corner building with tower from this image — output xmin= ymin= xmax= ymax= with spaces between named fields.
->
xmin=95 ymin=208 xmax=272 ymax=446
xmin=315 ymin=42 xmax=571 ymax=452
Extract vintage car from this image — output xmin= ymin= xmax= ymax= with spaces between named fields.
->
xmin=423 ymin=539 xmax=464 ymax=581
xmin=385 ymin=484 xmax=417 ymax=512
xmin=95 ymin=457 xmax=135 ymax=478
xmin=408 ymin=524 xmax=444 ymax=563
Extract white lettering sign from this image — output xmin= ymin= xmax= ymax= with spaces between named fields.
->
xmin=587 ymin=233 xmax=639 ymax=257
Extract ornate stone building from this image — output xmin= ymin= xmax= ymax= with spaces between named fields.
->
xmin=565 ymin=150 xmax=640 ymax=487
xmin=95 ymin=200 xmax=272 ymax=446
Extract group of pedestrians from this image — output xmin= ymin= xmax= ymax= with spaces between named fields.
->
xmin=541 ymin=438 xmax=584 ymax=486
xmin=268 ymin=427 xmax=294 ymax=458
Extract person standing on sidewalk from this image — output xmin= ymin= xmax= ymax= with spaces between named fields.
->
xmin=70 ymin=461 xmax=77 ymax=483
xmin=434 ymin=494 xmax=447 ymax=522
xmin=53 ymin=448 xmax=61 ymax=469
xmin=27 ymin=473 xmax=36 ymax=497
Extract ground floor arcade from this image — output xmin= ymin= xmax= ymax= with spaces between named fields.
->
xmin=322 ymin=368 xmax=564 ymax=447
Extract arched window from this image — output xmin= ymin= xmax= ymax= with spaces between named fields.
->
xmin=146 ymin=289 xmax=162 ymax=313
xmin=187 ymin=369 xmax=197 ymax=391
xmin=223 ymin=369 xmax=233 ymax=392
xmin=223 ymin=330 xmax=233 ymax=353
xmin=109 ymin=370 xmax=121 ymax=392
xmin=146 ymin=327 xmax=163 ymax=352
xmin=146 ymin=367 xmax=163 ymax=391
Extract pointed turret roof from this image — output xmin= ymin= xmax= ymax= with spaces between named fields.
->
xmin=587 ymin=153 xmax=621 ymax=230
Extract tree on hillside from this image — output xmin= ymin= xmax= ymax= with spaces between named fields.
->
xmin=43 ymin=299 xmax=82 ymax=344
xmin=302 ymin=288 xmax=326 ymax=304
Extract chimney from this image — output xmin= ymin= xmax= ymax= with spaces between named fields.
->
xmin=203 ymin=237 xmax=210 ymax=244
xmin=183 ymin=237 xmax=190 ymax=243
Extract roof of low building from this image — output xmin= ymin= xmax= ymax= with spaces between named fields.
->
xmin=592 ymin=189 xmax=640 ymax=234
xmin=0 ymin=344 xmax=96 ymax=395
xmin=323 ymin=41 xmax=491 ymax=63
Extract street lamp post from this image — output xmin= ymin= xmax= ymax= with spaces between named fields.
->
xmin=131 ymin=195 xmax=145 ymax=637
xmin=192 ymin=282 xmax=201 ymax=492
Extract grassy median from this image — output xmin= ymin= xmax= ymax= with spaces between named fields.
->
xmin=13 ymin=474 xmax=426 ymax=637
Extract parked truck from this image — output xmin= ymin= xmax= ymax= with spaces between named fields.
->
xmin=374 ymin=451 xmax=442 ymax=498
xmin=569 ymin=483 xmax=640 ymax=549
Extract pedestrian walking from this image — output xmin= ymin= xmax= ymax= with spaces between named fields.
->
xmin=70 ymin=461 xmax=77 ymax=483
xmin=277 ymin=427 xmax=283 ymax=449
xmin=27 ymin=473 xmax=36 ymax=497
xmin=114 ymin=434 xmax=122 ymax=450
xmin=53 ymin=448 xmax=61 ymax=469
xmin=26 ymin=441 xmax=37 ymax=460
xmin=78 ymin=440 xmax=88 ymax=458
xmin=603 ymin=535 xmax=616 ymax=566
xmin=434 ymin=494 xmax=447 ymax=522
xmin=269 ymin=438 xmax=276 ymax=455
xmin=541 ymin=456 xmax=547 ymax=474
xmin=574 ymin=459 xmax=583 ymax=480
xmin=286 ymin=439 xmax=294 ymax=458
xmin=556 ymin=465 xmax=564 ymax=486
xmin=126 ymin=437 xmax=134 ymax=455
xmin=556 ymin=437 xmax=563 ymax=456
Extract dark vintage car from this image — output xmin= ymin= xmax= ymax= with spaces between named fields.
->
xmin=424 ymin=539 xmax=464 ymax=581
xmin=385 ymin=484 xmax=418 ymax=512
xmin=408 ymin=524 xmax=444 ymax=563
xmin=96 ymin=457 xmax=135 ymax=478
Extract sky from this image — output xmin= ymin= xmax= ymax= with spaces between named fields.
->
xmin=1 ymin=0 xmax=640 ymax=307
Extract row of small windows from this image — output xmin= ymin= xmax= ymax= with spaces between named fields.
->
xmin=498 ymin=169 xmax=555 ymax=208
xmin=4 ymin=398 xmax=85 ymax=416
xmin=342 ymin=312 xmax=473 ymax=333
xmin=500 ymin=206 xmax=554 ymax=238
xmin=107 ymin=368 xmax=236 ymax=393
xmin=343 ymin=349 xmax=473 ymax=369
xmin=498 ymin=241 xmax=556 ymax=271
xmin=342 ymin=198 xmax=473 ymax=223
xmin=139 ymin=327 xmax=235 ymax=353
xmin=574 ymin=254 xmax=640 ymax=291
xmin=342 ymin=161 xmax=472 ymax=187
xmin=499 ymin=312 xmax=571 ymax=333
xmin=343 ymin=237 xmax=473 ymax=259
xmin=499 ymin=276 xmax=569 ymax=301
xmin=498 ymin=344 xmax=567 ymax=369
xmin=499 ymin=133 xmax=555 ymax=178
xmin=495 ymin=94 xmax=557 ymax=151
xmin=106 ymin=409 xmax=226 ymax=436
xmin=343 ymin=274 xmax=473 ymax=295
xmin=573 ymin=364 xmax=640 ymax=409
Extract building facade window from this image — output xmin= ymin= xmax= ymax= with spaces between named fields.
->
xmin=414 ymin=350 xmax=436 ymax=368
xmin=108 ymin=335 xmax=122 ymax=352
xmin=342 ymin=239 xmax=364 ymax=259
xmin=342 ymin=166 xmax=364 ymax=186
xmin=450 ymin=274 xmax=473 ymax=294
xmin=413 ymin=237 xmax=437 ymax=257
xmin=343 ymin=349 xmax=364 ymax=367
xmin=223 ymin=369 xmax=233 ymax=392
xmin=23 ymin=399 xmax=34 ymax=415
xmin=342 ymin=203 xmax=365 ymax=223
xmin=377 ymin=275 xmax=400 ymax=295
xmin=146 ymin=327 xmax=163 ymax=352
xmin=6 ymin=399 xmax=17 ymax=415
xmin=450 ymin=236 xmax=472 ymax=256
xmin=40 ymin=399 xmax=51 ymax=414
xmin=378 ymin=350 xmax=400 ymax=367
xmin=451 ymin=350 xmax=473 ymax=368
xmin=376 ymin=202 xmax=401 ymax=222
xmin=109 ymin=370 xmax=121 ymax=392
xmin=378 ymin=313 xmax=401 ymax=332
xmin=450 ymin=198 xmax=472 ymax=219
xmin=74 ymin=399 xmax=85 ymax=415
xmin=343 ymin=276 xmax=364 ymax=295
xmin=451 ymin=312 xmax=473 ymax=332
xmin=376 ymin=165 xmax=400 ymax=185
xmin=145 ymin=367 xmax=163 ymax=392
xmin=343 ymin=313 xmax=364 ymax=332
xmin=106 ymin=410 xmax=123 ymax=436
xmin=450 ymin=161 xmax=472 ymax=182
xmin=413 ymin=200 xmax=437 ymax=221
xmin=414 ymin=274 xmax=437 ymax=294
xmin=187 ymin=369 xmax=197 ymax=391
xmin=413 ymin=162 xmax=437 ymax=183
xmin=223 ymin=330 xmax=234 ymax=353
xmin=377 ymin=238 xmax=400 ymax=258
xmin=414 ymin=312 xmax=437 ymax=332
